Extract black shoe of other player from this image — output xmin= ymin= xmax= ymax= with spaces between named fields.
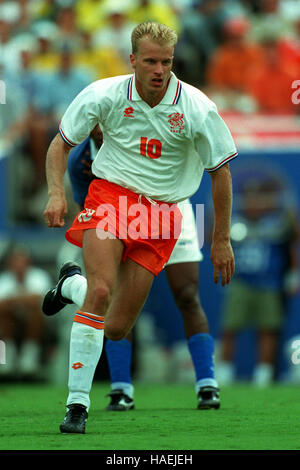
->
xmin=42 ymin=261 xmax=81 ymax=316
xmin=60 ymin=404 xmax=88 ymax=434
xmin=105 ymin=389 xmax=135 ymax=411
xmin=197 ymin=386 xmax=220 ymax=410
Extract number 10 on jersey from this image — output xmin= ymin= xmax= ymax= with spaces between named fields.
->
xmin=140 ymin=137 xmax=162 ymax=159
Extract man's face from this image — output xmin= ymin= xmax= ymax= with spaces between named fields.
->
xmin=130 ymin=37 xmax=174 ymax=96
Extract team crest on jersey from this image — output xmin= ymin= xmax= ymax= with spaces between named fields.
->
xmin=124 ymin=106 xmax=134 ymax=118
xmin=168 ymin=112 xmax=184 ymax=134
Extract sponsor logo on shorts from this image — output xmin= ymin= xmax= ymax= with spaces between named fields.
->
xmin=78 ymin=209 xmax=95 ymax=222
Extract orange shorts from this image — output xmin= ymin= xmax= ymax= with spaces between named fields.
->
xmin=65 ymin=179 xmax=182 ymax=276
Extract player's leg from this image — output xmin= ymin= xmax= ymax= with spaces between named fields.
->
xmin=103 ymin=259 xmax=154 ymax=410
xmin=104 ymin=257 xmax=154 ymax=340
xmin=217 ymin=280 xmax=251 ymax=385
xmin=61 ymin=230 xmax=154 ymax=432
xmin=218 ymin=328 xmax=236 ymax=385
xmin=253 ymin=329 xmax=278 ymax=386
xmin=42 ymin=257 xmax=136 ymax=411
xmin=105 ymin=330 xmax=135 ymax=411
xmin=165 ymin=261 xmax=220 ymax=409
xmin=253 ymin=290 xmax=283 ymax=386
xmin=60 ymin=228 xmax=124 ymax=433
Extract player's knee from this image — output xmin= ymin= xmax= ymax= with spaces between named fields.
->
xmin=173 ymin=283 xmax=201 ymax=313
xmin=87 ymin=282 xmax=112 ymax=311
xmin=105 ymin=323 xmax=127 ymax=341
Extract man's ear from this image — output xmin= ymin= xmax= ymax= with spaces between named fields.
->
xmin=130 ymin=53 xmax=136 ymax=69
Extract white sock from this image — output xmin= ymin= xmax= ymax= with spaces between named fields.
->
xmin=67 ymin=313 xmax=104 ymax=410
xmin=253 ymin=363 xmax=274 ymax=386
xmin=111 ymin=382 xmax=134 ymax=399
xmin=195 ymin=378 xmax=219 ymax=394
xmin=61 ymin=274 xmax=87 ymax=308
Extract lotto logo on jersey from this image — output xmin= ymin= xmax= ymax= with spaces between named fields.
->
xmin=78 ymin=208 xmax=95 ymax=223
xmin=168 ymin=112 xmax=184 ymax=134
xmin=72 ymin=362 xmax=83 ymax=370
xmin=124 ymin=106 xmax=134 ymax=118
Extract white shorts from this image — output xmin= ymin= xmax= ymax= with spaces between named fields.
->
xmin=167 ymin=199 xmax=203 ymax=266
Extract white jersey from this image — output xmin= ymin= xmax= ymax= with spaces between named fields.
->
xmin=60 ymin=73 xmax=237 ymax=203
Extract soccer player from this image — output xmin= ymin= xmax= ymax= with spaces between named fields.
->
xmin=43 ymin=22 xmax=237 ymax=434
xmin=44 ymin=124 xmax=218 ymax=412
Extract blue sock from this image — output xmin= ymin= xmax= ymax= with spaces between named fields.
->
xmin=188 ymin=333 xmax=218 ymax=391
xmin=105 ymin=338 xmax=132 ymax=385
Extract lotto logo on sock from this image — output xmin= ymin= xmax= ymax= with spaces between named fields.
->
xmin=72 ymin=362 xmax=83 ymax=370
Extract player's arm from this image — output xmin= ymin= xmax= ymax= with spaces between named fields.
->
xmin=209 ymin=163 xmax=235 ymax=286
xmin=44 ymin=133 xmax=73 ymax=228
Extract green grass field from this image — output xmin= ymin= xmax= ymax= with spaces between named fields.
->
xmin=0 ymin=382 xmax=300 ymax=451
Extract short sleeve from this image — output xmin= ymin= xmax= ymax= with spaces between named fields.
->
xmin=193 ymin=106 xmax=238 ymax=172
xmin=59 ymin=83 xmax=100 ymax=147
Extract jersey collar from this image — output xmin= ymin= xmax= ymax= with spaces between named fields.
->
xmin=127 ymin=72 xmax=182 ymax=106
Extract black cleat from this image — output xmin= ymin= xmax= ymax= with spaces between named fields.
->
xmin=42 ymin=261 xmax=81 ymax=316
xmin=105 ymin=389 xmax=135 ymax=411
xmin=59 ymin=404 xmax=88 ymax=434
xmin=197 ymin=386 xmax=220 ymax=410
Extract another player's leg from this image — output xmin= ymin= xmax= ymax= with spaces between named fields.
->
xmin=105 ymin=331 xmax=135 ymax=411
xmin=218 ymin=329 xmax=236 ymax=385
xmin=253 ymin=292 xmax=283 ymax=386
xmin=165 ymin=262 xmax=220 ymax=410
xmin=102 ymin=258 xmax=154 ymax=411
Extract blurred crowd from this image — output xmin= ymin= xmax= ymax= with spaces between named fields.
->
xmin=0 ymin=0 xmax=300 ymax=222
xmin=0 ymin=0 xmax=300 ymax=385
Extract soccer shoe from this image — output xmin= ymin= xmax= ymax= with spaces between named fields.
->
xmin=197 ymin=386 xmax=220 ymax=410
xmin=42 ymin=261 xmax=81 ymax=316
xmin=59 ymin=404 xmax=88 ymax=434
xmin=105 ymin=389 xmax=135 ymax=411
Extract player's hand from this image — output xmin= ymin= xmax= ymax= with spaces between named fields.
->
xmin=43 ymin=194 xmax=67 ymax=228
xmin=210 ymin=239 xmax=235 ymax=286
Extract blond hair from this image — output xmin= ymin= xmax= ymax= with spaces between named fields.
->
xmin=131 ymin=22 xmax=178 ymax=55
